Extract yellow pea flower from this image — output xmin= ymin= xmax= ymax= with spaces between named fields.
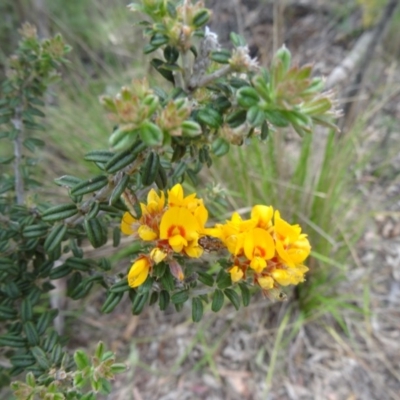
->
xmin=257 ymin=275 xmax=274 ymax=290
xmin=243 ymin=227 xmax=275 ymax=273
xmin=274 ymin=210 xmax=311 ymax=268
xmin=251 ymin=205 xmax=273 ymax=230
xmin=144 ymin=188 xmax=165 ymax=214
xmin=128 ymin=256 xmax=151 ymax=288
xmin=121 ymin=212 xmax=138 ymax=235
xmin=229 ymin=265 xmax=244 ymax=282
xmin=159 ymin=207 xmax=203 ymax=257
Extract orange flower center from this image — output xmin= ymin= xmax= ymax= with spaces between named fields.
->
xmin=167 ymin=225 xmax=186 ymax=238
xmin=253 ymin=246 xmax=266 ymax=258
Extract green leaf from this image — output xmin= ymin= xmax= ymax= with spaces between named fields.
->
xmin=216 ymin=269 xmax=232 ymax=289
xmin=22 ymin=223 xmax=48 ymax=238
xmin=141 ymin=151 xmax=160 ymax=186
xmin=150 ymin=59 xmax=175 ymax=83
xmin=211 ymin=137 xmax=230 ymax=157
xmin=181 ymin=120 xmax=202 ymax=137
xmin=237 ymin=86 xmax=260 ymax=108
xmin=264 ymin=110 xmax=290 ymax=127
xmin=65 ymin=257 xmax=92 ymax=272
xmin=197 ymin=271 xmax=214 ymax=286
xmin=139 ymin=121 xmax=163 ymax=146
xmin=10 ymin=353 xmax=36 ymax=368
xmin=0 ymin=334 xmax=27 ymax=348
xmin=224 ymin=288 xmax=241 ymax=310
xmin=210 ymin=49 xmax=231 ymax=64
xmin=160 ymin=269 xmax=175 ymax=291
xmin=84 ymin=150 xmax=114 ymax=163
xmin=171 ymin=290 xmax=189 ymax=305
xmin=31 ymin=346 xmax=50 ymax=369
xmin=131 ymin=292 xmax=149 ymax=315
xmin=84 ymin=218 xmax=107 ymax=248
xmin=36 ymin=310 xmax=57 ymax=335
xmin=109 ymin=126 xmax=139 ymax=151
xmin=49 ymin=264 xmax=72 ymax=280
xmin=226 ymin=109 xmax=247 ymax=128
xmin=211 ymin=289 xmax=224 ymax=312
xmin=20 ymin=298 xmax=33 ymax=322
xmin=23 ymin=138 xmax=45 ymax=152
xmin=54 ymin=175 xmax=82 ymax=188
xmin=247 ymin=106 xmax=265 ymax=127
xmin=238 ymin=282 xmax=250 ymax=307
xmin=41 ymin=203 xmax=77 ymax=222
xmin=70 ymin=175 xmax=108 ymax=196
xmin=24 ymin=322 xmax=40 ymax=346
xmin=192 ymin=9 xmax=211 ymax=27
xmin=230 ymin=32 xmax=246 ymax=47
xmin=164 ymin=45 xmax=179 ymax=63
xmin=101 ymin=292 xmax=124 ymax=313
xmin=192 ymin=297 xmax=204 ymax=322
xmin=261 ymin=120 xmax=269 ymax=140
xmin=44 ymin=224 xmax=67 ymax=253
xmin=197 ymin=107 xmax=223 ymax=129
xmin=110 ymin=174 xmax=130 ymax=205
xmin=105 ymin=141 xmax=146 ymax=173
xmin=159 ymin=290 xmax=170 ymax=310
xmin=111 ymin=363 xmax=127 ymax=374
xmin=74 ymin=349 xmax=90 ymax=370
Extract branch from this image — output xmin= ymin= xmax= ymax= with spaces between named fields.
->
xmin=189 ymin=65 xmax=232 ymax=90
xmin=12 ymin=107 xmax=24 ymax=205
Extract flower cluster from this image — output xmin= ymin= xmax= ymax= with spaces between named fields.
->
xmin=209 ymin=206 xmax=311 ymax=292
xmin=121 ymin=185 xmax=311 ymax=296
xmin=121 ymin=184 xmax=208 ymax=287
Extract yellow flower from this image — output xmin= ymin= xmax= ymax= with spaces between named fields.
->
xmin=150 ymin=247 xmax=167 ymax=264
xmin=271 ymin=264 xmax=309 ymax=286
xmin=167 ymin=183 xmax=208 ymax=229
xmin=210 ymin=212 xmax=256 ymax=256
xmin=251 ymin=205 xmax=273 ymax=230
xmin=128 ymin=257 xmax=151 ymax=288
xmin=121 ymin=212 xmax=138 ymax=235
xmin=229 ymin=265 xmax=244 ymax=282
xmin=143 ymin=188 xmax=165 ymax=214
xmin=121 ymin=189 xmax=165 ymax=241
xmin=274 ymin=211 xmax=311 ymax=267
xmin=257 ymin=275 xmax=274 ymax=290
xmin=243 ymin=227 xmax=275 ymax=273
xmin=159 ymin=207 xmax=203 ymax=257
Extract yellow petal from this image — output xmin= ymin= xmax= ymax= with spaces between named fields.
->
xmin=128 ymin=257 xmax=150 ymax=288
xmin=159 ymin=207 xmax=200 ymax=240
xmin=271 ymin=269 xmax=293 ymax=286
xmin=229 ymin=266 xmax=244 ymax=282
xmin=168 ymin=183 xmax=184 ymax=206
xmin=147 ymin=189 xmax=165 ymax=213
xmin=138 ymin=225 xmax=158 ymax=241
xmin=244 ymin=228 xmax=275 ymax=261
xmin=185 ymin=240 xmax=203 ymax=258
xmin=250 ymin=256 xmax=267 ymax=273
xmin=169 ymin=234 xmax=187 ymax=252
xmin=274 ymin=210 xmax=301 ymax=241
xmin=150 ymin=247 xmax=167 ymax=263
xmin=258 ymin=276 xmax=274 ymax=289
xmin=121 ymin=212 xmax=137 ymax=235
xmin=251 ymin=205 xmax=273 ymax=229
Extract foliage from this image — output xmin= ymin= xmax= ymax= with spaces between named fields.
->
xmin=0 ymin=1 xmax=339 ymax=398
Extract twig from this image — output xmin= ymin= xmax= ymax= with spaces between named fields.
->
xmin=12 ymin=107 xmax=24 ymax=205
xmin=189 ymin=65 xmax=232 ymax=90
